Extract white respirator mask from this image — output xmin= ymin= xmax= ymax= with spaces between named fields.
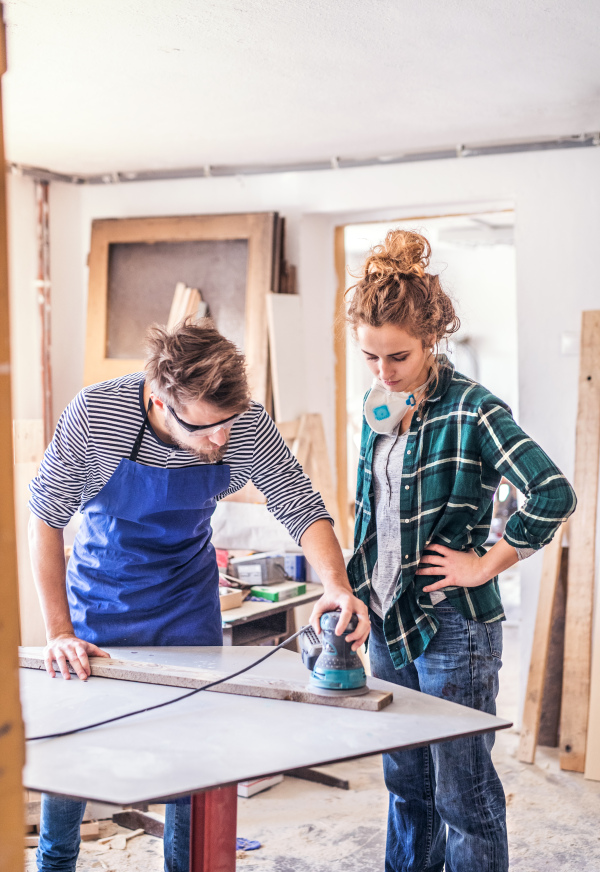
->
xmin=365 ymin=377 xmax=431 ymax=434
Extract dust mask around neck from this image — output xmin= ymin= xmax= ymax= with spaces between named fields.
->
xmin=365 ymin=375 xmax=431 ymax=435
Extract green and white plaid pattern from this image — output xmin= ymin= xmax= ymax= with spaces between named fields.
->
xmin=347 ymin=356 xmax=577 ymax=670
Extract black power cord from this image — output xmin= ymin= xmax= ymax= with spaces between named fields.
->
xmin=26 ymin=628 xmax=307 ymax=742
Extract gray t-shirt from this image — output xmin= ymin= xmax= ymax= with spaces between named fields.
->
xmin=370 ymin=428 xmax=447 ymax=618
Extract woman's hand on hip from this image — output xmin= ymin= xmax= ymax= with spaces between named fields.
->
xmin=44 ymin=634 xmax=111 ymax=681
xmin=309 ymin=587 xmax=370 ymax=650
xmin=415 ymin=544 xmax=486 ymax=592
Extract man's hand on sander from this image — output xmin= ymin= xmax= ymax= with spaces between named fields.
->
xmin=44 ymin=633 xmax=111 ymax=681
xmin=309 ymin=588 xmax=370 ymax=651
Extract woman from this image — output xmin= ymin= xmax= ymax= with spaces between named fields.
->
xmin=344 ymin=230 xmax=576 ymax=872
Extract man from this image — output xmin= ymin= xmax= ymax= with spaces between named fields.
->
xmin=29 ymin=319 xmax=369 ymax=872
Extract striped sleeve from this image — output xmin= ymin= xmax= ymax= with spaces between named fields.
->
xmin=249 ymin=408 xmax=333 ymax=543
xmin=28 ymin=390 xmax=90 ymax=528
xmin=477 ymin=401 xmax=577 ymax=550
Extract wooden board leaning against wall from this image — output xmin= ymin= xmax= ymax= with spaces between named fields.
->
xmin=84 ymin=212 xmax=281 ymax=407
xmin=519 ymin=312 xmax=600 ymax=775
xmin=559 ymin=310 xmax=600 ymax=773
xmin=0 ymin=4 xmax=26 ymax=869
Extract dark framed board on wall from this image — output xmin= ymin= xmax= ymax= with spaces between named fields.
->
xmin=84 ymin=212 xmax=281 ymax=406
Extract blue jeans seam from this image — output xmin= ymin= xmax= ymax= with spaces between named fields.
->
xmin=467 ymin=621 xmax=504 ymax=872
xmin=422 ymin=747 xmax=434 ymax=871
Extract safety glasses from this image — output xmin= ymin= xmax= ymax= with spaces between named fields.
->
xmin=166 ymin=405 xmax=241 ymax=435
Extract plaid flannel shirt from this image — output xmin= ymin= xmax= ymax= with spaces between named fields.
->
xmin=347 ymin=356 xmax=577 ymax=670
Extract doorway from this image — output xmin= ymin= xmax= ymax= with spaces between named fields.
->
xmin=335 ymin=210 xmax=518 ymax=541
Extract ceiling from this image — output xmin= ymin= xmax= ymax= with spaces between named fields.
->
xmin=3 ymin=0 xmax=600 ymax=175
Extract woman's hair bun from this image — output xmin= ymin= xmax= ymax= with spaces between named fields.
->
xmin=365 ymin=229 xmax=430 ymax=279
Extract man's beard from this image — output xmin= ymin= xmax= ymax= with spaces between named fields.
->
xmin=166 ymin=421 xmax=230 ymax=462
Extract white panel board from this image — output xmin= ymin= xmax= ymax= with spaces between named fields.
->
xmin=266 ymin=293 xmax=306 ymax=423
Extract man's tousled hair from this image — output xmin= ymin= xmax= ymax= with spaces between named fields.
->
xmin=144 ymin=318 xmax=251 ymax=414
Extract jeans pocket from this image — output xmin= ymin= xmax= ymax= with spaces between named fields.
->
xmin=484 ymin=621 xmax=503 ymax=660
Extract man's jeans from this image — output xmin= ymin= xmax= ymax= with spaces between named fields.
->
xmin=369 ymin=604 xmax=508 ymax=872
xmin=36 ymin=793 xmax=190 ymax=871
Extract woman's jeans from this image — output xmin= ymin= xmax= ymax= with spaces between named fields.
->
xmin=36 ymin=793 xmax=190 ymax=872
xmin=369 ymin=604 xmax=508 ymax=872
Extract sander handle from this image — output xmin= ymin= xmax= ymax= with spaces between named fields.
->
xmin=300 ymin=625 xmax=322 ymax=672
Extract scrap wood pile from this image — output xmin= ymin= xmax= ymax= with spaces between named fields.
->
xmin=518 ymin=310 xmax=600 ymax=780
xmin=23 ymin=790 xmax=164 ymax=851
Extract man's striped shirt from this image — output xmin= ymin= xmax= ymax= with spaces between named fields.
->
xmin=348 ymin=356 xmax=577 ymax=670
xmin=29 ymin=373 xmax=331 ymax=543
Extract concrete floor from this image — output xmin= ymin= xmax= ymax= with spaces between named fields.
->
xmin=25 ymin=568 xmax=600 ymax=870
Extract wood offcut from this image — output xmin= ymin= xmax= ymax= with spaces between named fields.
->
xmin=518 ymin=527 xmax=566 ymax=764
xmin=18 ymin=649 xmax=393 ymax=712
xmin=560 ymin=310 xmax=600 ymax=773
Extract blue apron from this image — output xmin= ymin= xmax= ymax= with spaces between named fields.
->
xmin=66 ymin=398 xmax=231 ymax=646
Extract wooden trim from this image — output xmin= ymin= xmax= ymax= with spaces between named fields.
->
xmin=560 ymin=310 xmax=600 ymax=772
xmin=333 ymin=225 xmax=349 ymax=547
xmin=0 ymin=5 xmax=26 ymax=865
xmin=84 ymin=212 xmax=277 ymax=406
xmin=19 ymin=650 xmax=393 ymax=712
xmin=517 ymin=527 xmax=566 ymax=764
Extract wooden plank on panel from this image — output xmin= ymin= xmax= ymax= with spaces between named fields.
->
xmin=19 ymin=649 xmax=393 ymax=713
xmin=560 ymin=310 xmax=600 ymax=772
xmin=0 ymin=6 xmax=26 ymax=868
xmin=166 ymin=281 xmax=187 ymax=330
xmin=518 ymin=528 xmax=565 ymax=763
xmin=265 ymin=293 xmax=306 ymax=423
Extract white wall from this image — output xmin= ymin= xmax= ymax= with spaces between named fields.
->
xmin=8 ymin=145 xmax=600 ymax=705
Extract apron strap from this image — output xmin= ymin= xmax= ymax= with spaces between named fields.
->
xmin=130 ymin=398 xmax=152 ymax=463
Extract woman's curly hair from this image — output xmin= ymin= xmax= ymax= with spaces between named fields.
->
xmin=346 ymin=229 xmax=460 ymax=352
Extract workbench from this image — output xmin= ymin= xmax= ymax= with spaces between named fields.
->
xmin=21 ymin=646 xmax=511 ymax=871
xmin=221 ymin=581 xmax=322 ymax=646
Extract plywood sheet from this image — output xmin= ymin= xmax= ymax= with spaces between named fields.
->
xmin=106 ymin=239 xmax=248 ymax=359
xmin=84 ymin=213 xmax=277 ymax=406
xmin=21 ymin=647 xmax=510 ymax=806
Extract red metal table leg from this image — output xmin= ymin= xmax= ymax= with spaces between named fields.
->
xmin=190 ymin=785 xmax=237 ymax=872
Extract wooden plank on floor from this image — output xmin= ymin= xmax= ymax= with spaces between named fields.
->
xmin=560 ymin=310 xmax=600 ymax=772
xmin=518 ymin=528 xmax=566 ymax=763
xmin=18 ymin=649 xmax=393 ymax=712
